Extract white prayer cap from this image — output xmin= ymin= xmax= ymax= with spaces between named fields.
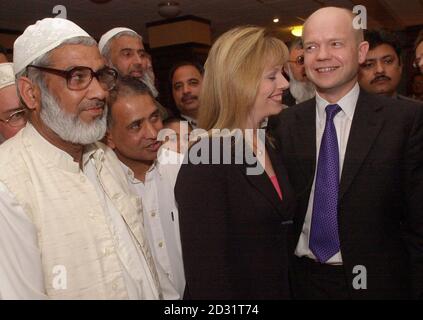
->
xmin=98 ymin=27 xmax=142 ymax=54
xmin=0 ymin=63 xmax=15 ymax=89
xmin=13 ymin=18 xmax=91 ymax=75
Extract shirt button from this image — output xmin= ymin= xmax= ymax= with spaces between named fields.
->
xmin=158 ymin=241 xmax=164 ymax=248
xmin=80 ymin=176 xmax=86 ymax=183
xmin=151 ymin=212 xmax=156 ymax=217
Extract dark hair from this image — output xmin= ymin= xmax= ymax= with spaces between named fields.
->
xmin=168 ymin=60 xmax=204 ymax=84
xmin=364 ymin=30 xmax=402 ymax=64
xmin=163 ymin=116 xmax=183 ymax=126
xmin=289 ymin=37 xmax=303 ymax=51
xmin=107 ymin=76 xmax=154 ymax=127
xmin=0 ymin=43 xmax=8 ymax=56
xmin=415 ymin=29 xmax=423 ymax=51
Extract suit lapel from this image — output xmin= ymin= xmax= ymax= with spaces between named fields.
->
xmin=339 ymin=91 xmax=385 ymax=200
xmin=268 ymin=143 xmax=295 ymax=207
xmin=234 ymin=139 xmax=286 ymax=215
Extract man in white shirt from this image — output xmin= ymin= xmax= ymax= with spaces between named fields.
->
xmin=106 ymin=76 xmax=185 ymax=299
xmin=276 ymin=7 xmax=423 ymax=299
xmin=0 ymin=18 xmax=161 ymax=299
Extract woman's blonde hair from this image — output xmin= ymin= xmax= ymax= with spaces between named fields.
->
xmin=198 ymin=26 xmax=289 ymax=131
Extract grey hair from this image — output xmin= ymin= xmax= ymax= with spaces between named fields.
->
xmin=15 ymin=36 xmax=97 ymax=103
xmin=289 ymin=37 xmax=303 ymax=52
xmin=101 ymin=31 xmax=142 ymax=63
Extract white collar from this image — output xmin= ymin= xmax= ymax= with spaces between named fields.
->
xmin=118 ymin=159 xmax=159 ymax=184
xmin=23 ymin=122 xmax=102 ymax=174
xmin=180 ymin=114 xmax=197 ymax=128
xmin=315 ymin=82 xmax=360 ymax=123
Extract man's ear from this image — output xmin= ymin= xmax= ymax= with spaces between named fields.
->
xmin=105 ymin=130 xmax=116 ymax=149
xmin=17 ymin=76 xmax=41 ymax=111
xmin=358 ymin=41 xmax=370 ymax=65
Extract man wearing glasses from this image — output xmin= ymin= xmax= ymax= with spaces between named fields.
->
xmin=0 ymin=63 xmax=26 ymax=142
xmin=284 ymin=38 xmax=315 ymax=105
xmin=0 ymin=18 xmax=162 ymax=299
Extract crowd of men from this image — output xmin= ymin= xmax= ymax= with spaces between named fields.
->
xmin=0 ymin=6 xmax=422 ymax=299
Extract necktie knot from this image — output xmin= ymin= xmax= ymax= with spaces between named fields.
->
xmin=325 ymin=104 xmax=342 ymax=121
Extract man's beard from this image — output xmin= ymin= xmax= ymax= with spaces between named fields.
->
xmin=121 ymin=63 xmax=159 ymax=98
xmin=287 ymin=66 xmax=316 ymax=103
xmin=141 ymin=71 xmax=159 ymax=98
xmin=39 ymin=86 xmax=107 ymax=145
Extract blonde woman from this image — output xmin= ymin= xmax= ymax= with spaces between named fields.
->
xmin=175 ymin=26 xmax=294 ymax=299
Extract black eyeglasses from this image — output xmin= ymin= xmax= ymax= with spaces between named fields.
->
xmin=26 ymin=65 xmax=118 ymax=91
xmin=287 ymin=55 xmax=304 ymax=66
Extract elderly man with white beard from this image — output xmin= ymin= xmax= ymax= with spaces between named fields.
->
xmin=99 ymin=28 xmax=158 ymax=97
xmin=99 ymin=28 xmax=168 ymax=119
xmin=267 ymin=39 xmax=316 ymax=131
xmin=284 ymin=38 xmax=316 ymax=105
xmin=0 ymin=18 xmax=162 ymax=299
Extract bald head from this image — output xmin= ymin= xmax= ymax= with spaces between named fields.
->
xmin=301 ymin=6 xmax=369 ymax=103
xmin=304 ymin=7 xmax=364 ymax=45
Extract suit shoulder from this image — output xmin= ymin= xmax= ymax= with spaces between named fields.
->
xmin=398 ymin=94 xmax=423 ymax=105
xmin=362 ymin=92 xmax=422 ymax=116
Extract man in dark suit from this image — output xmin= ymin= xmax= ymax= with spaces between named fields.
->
xmin=358 ymin=29 xmax=422 ymax=104
xmin=276 ymin=7 xmax=423 ymax=299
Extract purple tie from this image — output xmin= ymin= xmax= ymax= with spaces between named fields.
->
xmin=309 ymin=104 xmax=342 ymax=263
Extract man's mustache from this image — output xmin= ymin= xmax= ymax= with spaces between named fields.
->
xmin=371 ymin=75 xmax=391 ymax=84
xmin=181 ymin=94 xmax=198 ymax=103
xmin=81 ymin=100 xmax=106 ymax=111
xmin=129 ymin=66 xmax=144 ymax=74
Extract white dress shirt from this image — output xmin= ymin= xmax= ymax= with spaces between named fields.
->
xmin=180 ymin=114 xmax=197 ymax=129
xmin=0 ymin=148 xmax=160 ymax=299
xmin=119 ymin=149 xmax=185 ymax=299
xmin=295 ymin=83 xmax=360 ymax=265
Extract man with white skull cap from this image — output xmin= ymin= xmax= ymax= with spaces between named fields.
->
xmin=0 ymin=17 xmax=162 ymax=300
xmin=0 ymin=62 xmax=26 ymax=142
xmin=99 ymin=27 xmax=159 ymax=97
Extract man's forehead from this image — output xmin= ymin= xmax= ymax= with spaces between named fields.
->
xmin=367 ymin=44 xmax=397 ymax=57
xmin=0 ymin=85 xmax=19 ymax=113
xmin=49 ymin=44 xmax=105 ymax=69
xmin=113 ymin=93 xmax=157 ymax=114
xmin=115 ymin=94 xmax=156 ymax=116
xmin=173 ymin=66 xmax=202 ymax=81
xmin=304 ymin=12 xmax=354 ymax=41
xmin=113 ymin=35 xmax=144 ymax=50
